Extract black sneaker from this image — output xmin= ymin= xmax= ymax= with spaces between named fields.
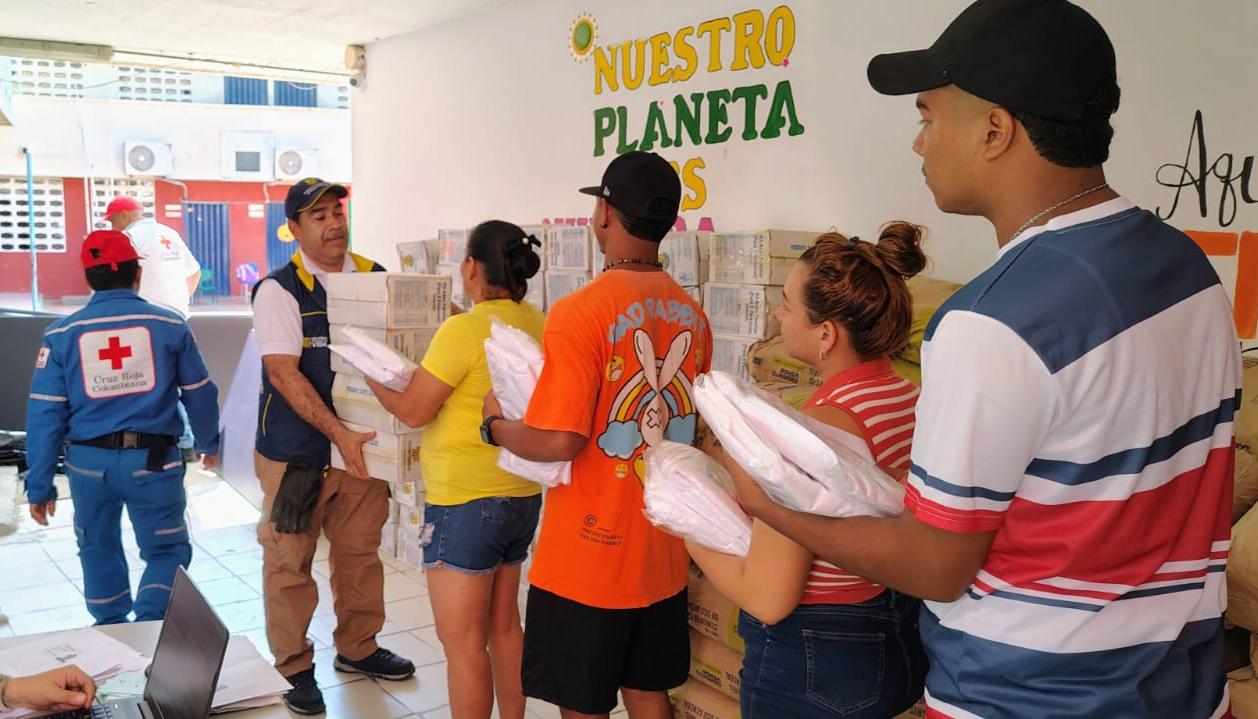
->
xmin=283 ymin=667 xmax=325 ymax=715
xmin=333 ymin=647 xmax=415 ymax=680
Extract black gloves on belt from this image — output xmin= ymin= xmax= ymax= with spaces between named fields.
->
xmin=270 ymin=463 xmax=325 ymax=534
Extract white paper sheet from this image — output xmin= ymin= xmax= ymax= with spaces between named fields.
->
xmin=0 ymin=629 xmax=148 ymax=719
xmin=209 ymin=635 xmax=289 ymax=713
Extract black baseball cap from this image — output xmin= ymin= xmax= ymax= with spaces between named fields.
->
xmin=579 ymin=151 xmax=681 ymax=225
xmin=867 ymin=0 xmax=1116 ymax=121
xmin=285 ymin=177 xmax=349 ymax=220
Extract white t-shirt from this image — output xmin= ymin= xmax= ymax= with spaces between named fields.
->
xmin=252 ymin=250 xmax=358 ymax=357
xmin=125 ymin=218 xmax=201 ymax=318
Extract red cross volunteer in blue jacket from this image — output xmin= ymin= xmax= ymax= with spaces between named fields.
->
xmin=25 ymin=230 xmax=221 ymax=625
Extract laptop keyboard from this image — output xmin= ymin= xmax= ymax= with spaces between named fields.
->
xmin=48 ymin=705 xmax=113 ymax=719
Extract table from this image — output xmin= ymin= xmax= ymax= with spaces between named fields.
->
xmin=0 ymin=622 xmax=291 ymax=718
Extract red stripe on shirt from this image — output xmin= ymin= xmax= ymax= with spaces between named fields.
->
xmin=799 ymin=358 xmax=918 ymax=605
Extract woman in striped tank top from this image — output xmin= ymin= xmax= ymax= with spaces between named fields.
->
xmin=687 ymin=224 xmax=929 ymax=718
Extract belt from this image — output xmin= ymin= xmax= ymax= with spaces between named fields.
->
xmin=74 ymin=431 xmax=176 ymax=472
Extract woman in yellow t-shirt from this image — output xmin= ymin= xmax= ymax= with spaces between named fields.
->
xmin=366 ymin=220 xmax=544 ymax=719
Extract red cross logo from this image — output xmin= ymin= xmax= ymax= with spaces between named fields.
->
xmin=98 ymin=336 xmax=132 ymax=370
xmin=160 ymin=238 xmax=172 ymax=250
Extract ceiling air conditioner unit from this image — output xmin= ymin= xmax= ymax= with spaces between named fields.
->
xmin=123 ymin=141 xmax=173 ymax=176
xmin=274 ymin=148 xmax=321 ymax=180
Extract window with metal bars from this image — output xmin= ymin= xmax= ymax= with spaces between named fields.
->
xmin=0 ymin=177 xmax=67 ymax=253
xmin=89 ymin=178 xmax=157 ymax=230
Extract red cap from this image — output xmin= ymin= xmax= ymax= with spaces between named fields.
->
xmin=81 ymin=230 xmax=140 ymax=270
xmin=105 ymin=196 xmax=142 ymax=219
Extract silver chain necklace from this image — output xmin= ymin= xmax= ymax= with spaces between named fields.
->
xmin=1008 ymin=182 xmax=1110 ymax=244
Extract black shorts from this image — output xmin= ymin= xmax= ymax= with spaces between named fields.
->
xmin=522 ymin=585 xmax=690 ymax=714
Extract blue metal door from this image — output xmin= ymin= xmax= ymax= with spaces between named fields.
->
xmin=183 ymin=202 xmax=231 ymax=297
xmin=265 ymin=202 xmax=292 ymax=273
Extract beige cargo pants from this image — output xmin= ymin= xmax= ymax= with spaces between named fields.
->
xmin=255 ymin=452 xmax=390 ymax=677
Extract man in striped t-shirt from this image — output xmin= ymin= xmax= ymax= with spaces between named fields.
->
xmin=728 ymin=1 xmax=1241 ymax=717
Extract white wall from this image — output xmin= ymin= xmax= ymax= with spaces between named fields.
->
xmin=352 ymin=1 xmax=1258 ymax=334
xmin=0 ymin=95 xmax=352 ymax=181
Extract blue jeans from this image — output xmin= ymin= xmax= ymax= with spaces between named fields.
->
xmin=738 ymin=590 xmax=927 ymax=718
xmin=176 ymin=399 xmax=194 ymax=450
xmin=420 ymin=495 xmax=541 ymax=574
xmin=65 ymin=444 xmax=191 ymax=624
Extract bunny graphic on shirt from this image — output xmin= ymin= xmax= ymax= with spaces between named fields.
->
xmin=597 ymin=327 xmax=700 ymax=483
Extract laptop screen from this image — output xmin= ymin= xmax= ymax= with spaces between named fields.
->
xmin=143 ymin=568 xmax=230 ymax=719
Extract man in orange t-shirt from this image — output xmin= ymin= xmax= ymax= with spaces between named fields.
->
xmin=482 ymin=151 xmax=712 ymax=718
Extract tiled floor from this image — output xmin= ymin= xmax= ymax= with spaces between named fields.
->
xmin=0 ymin=469 xmax=625 ymax=719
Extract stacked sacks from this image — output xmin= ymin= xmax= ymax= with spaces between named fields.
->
xmin=1235 ymin=355 xmax=1258 ymax=523
xmin=671 ymin=568 xmax=744 ymax=719
xmin=1227 ymin=355 xmax=1258 ymax=716
xmin=744 ymin=275 xmax=963 ymax=400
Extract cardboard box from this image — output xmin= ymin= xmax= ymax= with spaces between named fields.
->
xmin=332 ymin=444 xmax=419 ymax=483
xmin=329 ymin=420 xmax=423 ymax=483
xmin=325 ymin=273 xmax=452 ymax=329
xmin=392 ymin=479 xmax=425 ymax=507
xmin=747 ymin=336 xmax=823 ymax=388
xmin=689 ymin=630 xmax=742 ymax=702
xmin=670 ymin=678 xmax=740 ymax=719
xmin=709 ymin=230 xmax=816 ymax=284
xmin=660 ymin=232 xmax=711 ymax=287
xmin=894 ymin=700 xmax=927 ymax=719
xmin=547 ymin=225 xmax=593 ymax=271
xmin=379 ymin=521 xmax=398 ymax=558
xmin=432 ymin=264 xmax=469 ymax=310
xmin=331 ymin=325 xmax=438 ymax=365
xmin=437 ymin=228 xmax=469 ymax=266
xmin=397 ymin=535 xmax=424 ymax=568
xmin=704 ymin=283 xmax=784 ymax=339
xmin=524 ymin=277 xmax=546 ymax=309
xmin=688 ymin=572 xmax=745 ymax=654
xmin=396 ymin=240 xmax=435 ymax=274
xmin=591 ymin=240 xmax=605 ymax=276
xmin=545 ymin=270 xmax=592 ymax=307
xmin=329 ymin=325 xmax=438 ymax=376
xmin=332 ymin=373 xmax=414 ymax=434
xmin=398 ymin=503 xmax=426 ymax=533
xmin=710 ymin=334 xmax=757 ymax=381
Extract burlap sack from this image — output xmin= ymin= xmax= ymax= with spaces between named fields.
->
xmin=670 ymin=678 xmax=741 ymax=719
xmin=1228 ymin=504 xmax=1258 ymax=632
xmin=1236 ymin=356 xmax=1258 ymax=522
xmin=746 ymin=336 xmax=823 ymax=388
xmin=688 ymin=630 xmax=743 ymax=703
xmin=688 ymin=571 xmax=745 ymax=654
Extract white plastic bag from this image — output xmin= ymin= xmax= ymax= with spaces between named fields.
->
xmin=694 ymin=371 xmax=904 ymax=518
xmin=484 ymin=320 xmax=571 ymax=487
xmin=643 ymin=441 xmax=751 ymax=556
xmin=328 ymin=326 xmax=416 ymax=392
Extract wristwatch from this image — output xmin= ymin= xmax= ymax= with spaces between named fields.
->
xmin=480 ymin=415 xmax=503 ymax=446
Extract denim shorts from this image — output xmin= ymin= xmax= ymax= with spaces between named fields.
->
xmin=420 ymin=495 xmax=541 ymax=574
xmin=738 ymin=589 xmax=928 ymax=719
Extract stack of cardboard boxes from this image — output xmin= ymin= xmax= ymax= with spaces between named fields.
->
xmin=324 ymin=271 xmax=452 ymax=569
xmin=434 ymin=228 xmax=470 ymax=309
xmin=545 ymin=225 xmax=594 ymax=307
xmin=704 ymin=230 xmax=815 ymax=381
xmin=659 ymin=231 xmax=709 ymax=306
xmin=519 ymin=224 xmax=548 ymax=309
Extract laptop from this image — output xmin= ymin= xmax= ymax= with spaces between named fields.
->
xmin=51 ymin=566 xmax=230 ymax=719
